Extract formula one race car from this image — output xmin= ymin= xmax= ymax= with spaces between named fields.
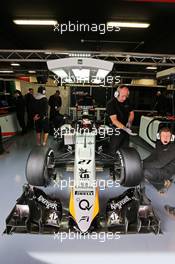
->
xmin=4 ymin=106 xmax=161 ymax=235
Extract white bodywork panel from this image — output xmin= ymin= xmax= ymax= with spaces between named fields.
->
xmin=70 ymin=132 xmax=99 ymax=233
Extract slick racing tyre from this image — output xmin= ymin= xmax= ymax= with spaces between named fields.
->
xmin=115 ymin=148 xmax=143 ymax=187
xmin=26 ymin=146 xmax=55 ymax=186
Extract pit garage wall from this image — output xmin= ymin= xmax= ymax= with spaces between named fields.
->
xmin=17 ymin=80 xmax=70 ymax=115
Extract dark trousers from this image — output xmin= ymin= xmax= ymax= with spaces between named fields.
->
xmin=109 ymin=129 xmax=129 ymax=155
xmin=16 ymin=112 xmax=26 ymax=132
xmin=143 ymin=168 xmax=172 ymax=190
xmin=26 ymin=110 xmax=34 ymax=130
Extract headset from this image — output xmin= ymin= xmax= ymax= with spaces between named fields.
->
xmin=157 ymin=128 xmax=175 ymax=142
xmin=38 ymin=86 xmax=46 ymax=95
xmin=114 ymin=85 xmax=129 ymax=99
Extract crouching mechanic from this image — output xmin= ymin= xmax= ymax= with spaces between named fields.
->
xmin=106 ymin=85 xmax=135 ymax=155
xmin=143 ymin=127 xmax=175 ymax=192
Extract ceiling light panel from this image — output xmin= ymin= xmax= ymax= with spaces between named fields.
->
xmin=47 ymin=58 xmax=114 ymax=84
xmin=53 ymin=69 xmax=68 ymax=78
xmin=72 ymin=69 xmax=90 ymax=81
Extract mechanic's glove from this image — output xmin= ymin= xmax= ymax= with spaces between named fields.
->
xmin=126 ymin=121 xmax=132 ymax=129
xmin=122 ymin=127 xmax=137 ymax=136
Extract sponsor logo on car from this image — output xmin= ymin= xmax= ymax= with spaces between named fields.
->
xmin=75 ymin=191 xmax=94 ymax=195
xmin=110 ymin=196 xmax=131 ymax=210
xmin=37 ymin=195 xmax=58 ymax=210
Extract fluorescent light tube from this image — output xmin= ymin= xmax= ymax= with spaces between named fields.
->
xmin=146 ymin=66 xmax=157 ymax=70
xmin=0 ymin=70 xmax=14 ymax=73
xmin=13 ymin=20 xmax=58 ymax=25
xmin=11 ymin=63 xmax=20 ymax=66
xmin=107 ymin=21 xmax=150 ymax=28
xmin=28 ymin=70 xmax=36 ymax=73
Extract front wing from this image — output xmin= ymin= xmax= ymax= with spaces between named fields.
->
xmin=4 ymin=185 xmax=161 ymax=235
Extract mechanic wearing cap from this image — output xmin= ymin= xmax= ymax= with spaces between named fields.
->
xmin=32 ymin=86 xmax=49 ymax=146
xmin=143 ymin=127 xmax=175 ymax=192
xmin=106 ymin=85 xmax=134 ymax=154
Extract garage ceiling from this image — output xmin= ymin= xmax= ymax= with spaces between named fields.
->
xmin=0 ymin=0 xmax=175 ymax=80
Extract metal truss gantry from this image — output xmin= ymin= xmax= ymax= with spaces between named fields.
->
xmin=1 ymin=49 xmax=175 ymax=67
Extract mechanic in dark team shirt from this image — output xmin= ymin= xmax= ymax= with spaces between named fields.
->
xmin=13 ymin=90 xmax=26 ymax=135
xmin=25 ymin=88 xmax=34 ymax=130
xmin=32 ymin=86 xmax=49 ymax=146
xmin=48 ymin=90 xmax=63 ymax=132
xmin=48 ymin=90 xmax=62 ymax=122
xmin=143 ymin=127 xmax=175 ymax=192
xmin=106 ymin=85 xmax=134 ymax=154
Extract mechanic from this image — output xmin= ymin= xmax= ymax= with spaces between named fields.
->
xmin=143 ymin=127 xmax=175 ymax=192
xmin=48 ymin=90 xmax=63 ymax=133
xmin=76 ymin=93 xmax=94 ymax=107
xmin=48 ymin=90 xmax=62 ymax=121
xmin=106 ymin=85 xmax=134 ymax=154
xmin=152 ymin=90 xmax=167 ymax=115
xmin=25 ymin=88 xmax=34 ymax=130
xmin=32 ymin=86 xmax=49 ymax=146
xmin=13 ymin=90 xmax=26 ymax=135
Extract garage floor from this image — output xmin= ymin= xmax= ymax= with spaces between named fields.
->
xmin=0 ymin=132 xmax=175 ymax=264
